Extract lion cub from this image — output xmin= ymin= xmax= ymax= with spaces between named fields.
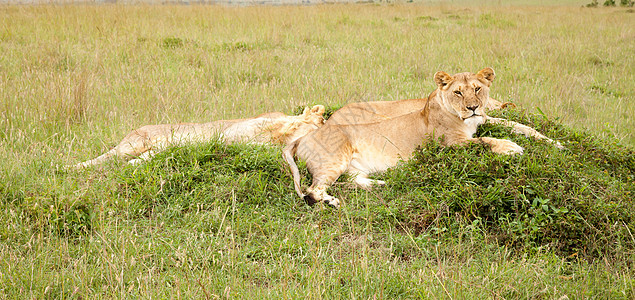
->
xmin=69 ymin=105 xmax=325 ymax=169
xmin=283 ymin=68 xmax=562 ymax=208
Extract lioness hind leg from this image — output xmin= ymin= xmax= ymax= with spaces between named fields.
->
xmin=486 ymin=97 xmax=516 ymax=111
xmin=486 ymin=97 xmax=504 ymax=110
xmin=67 ymin=148 xmax=117 ymax=170
xmin=300 ymin=145 xmax=352 ymax=208
xmin=128 ymin=150 xmax=157 ymax=165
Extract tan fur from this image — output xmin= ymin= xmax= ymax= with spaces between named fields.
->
xmin=326 ymin=96 xmax=506 ymax=125
xmin=325 ymin=96 xmax=559 ymax=148
xmin=325 ymin=79 xmax=559 ymax=147
xmin=69 ymin=105 xmax=325 ymax=169
xmin=283 ymin=68 xmax=562 ymax=208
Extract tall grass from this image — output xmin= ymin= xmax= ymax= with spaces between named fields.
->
xmin=1 ymin=4 xmax=633 ymax=154
xmin=1 ymin=2 xmax=634 ymax=298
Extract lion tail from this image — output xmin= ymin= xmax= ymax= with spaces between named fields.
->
xmin=282 ymin=139 xmax=304 ymax=199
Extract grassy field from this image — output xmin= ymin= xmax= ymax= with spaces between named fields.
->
xmin=1 ymin=2 xmax=634 ymax=298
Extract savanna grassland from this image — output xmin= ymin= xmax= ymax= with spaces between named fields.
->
xmin=1 ymin=2 xmax=634 ymax=299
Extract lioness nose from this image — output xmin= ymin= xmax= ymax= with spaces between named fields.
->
xmin=467 ymin=105 xmax=479 ymax=112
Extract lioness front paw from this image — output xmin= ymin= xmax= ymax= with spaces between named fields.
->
xmin=491 ymin=139 xmax=524 ymax=155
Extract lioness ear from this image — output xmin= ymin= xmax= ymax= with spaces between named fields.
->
xmin=311 ymin=105 xmax=325 ymax=116
xmin=434 ymin=71 xmax=453 ymax=89
xmin=477 ymin=67 xmax=495 ymax=86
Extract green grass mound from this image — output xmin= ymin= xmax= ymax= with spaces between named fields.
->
xmin=4 ymin=108 xmax=633 ymax=264
xmin=106 ymin=107 xmax=634 ymax=262
xmin=381 ymin=108 xmax=634 ymax=260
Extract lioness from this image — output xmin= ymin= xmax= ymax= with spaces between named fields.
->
xmin=69 ymin=105 xmax=325 ymax=169
xmin=326 ymin=83 xmax=557 ymax=147
xmin=283 ymin=68 xmax=562 ymax=208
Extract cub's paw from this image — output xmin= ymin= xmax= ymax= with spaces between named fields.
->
xmin=305 ymin=193 xmax=340 ymax=208
xmin=324 ymin=196 xmax=340 ymax=209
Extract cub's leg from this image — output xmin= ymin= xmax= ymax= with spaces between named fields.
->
xmin=304 ymin=161 xmax=351 ymax=208
xmin=352 ymin=173 xmax=386 ymax=189
xmin=487 ymin=117 xmax=564 ymax=149
xmin=469 ymin=137 xmax=524 ymax=155
xmin=302 ymin=151 xmax=353 ymax=208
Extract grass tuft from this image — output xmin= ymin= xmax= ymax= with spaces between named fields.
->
xmin=161 ymin=37 xmax=184 ymax=49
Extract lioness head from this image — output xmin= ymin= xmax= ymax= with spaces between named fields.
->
xmin=434 ymin=67 xmax=495 ymax=121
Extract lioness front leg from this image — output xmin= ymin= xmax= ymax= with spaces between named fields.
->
xmin=487 ymin=117 xmax=564 ymax=149
xmin=470 ymin=137 xmax=524 ymax=155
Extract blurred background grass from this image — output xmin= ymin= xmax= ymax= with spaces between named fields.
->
xmin=1 ymin=3 xmax=633 ymax=165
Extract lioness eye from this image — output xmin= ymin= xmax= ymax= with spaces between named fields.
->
xmin=454 ymin=91 xmax=462 ymax=96
xmin=475 ymin=87 xmax=481 ymax=93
